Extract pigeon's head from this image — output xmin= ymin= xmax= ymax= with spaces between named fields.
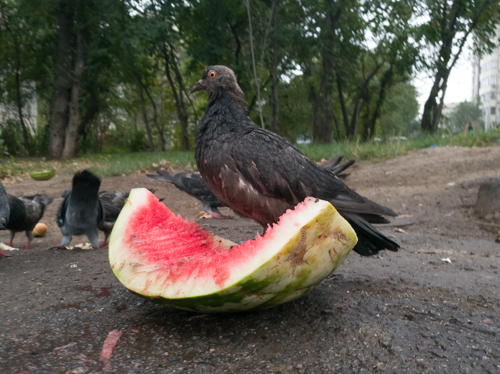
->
xmin=191 ymin=65 xmax=244 ymax=102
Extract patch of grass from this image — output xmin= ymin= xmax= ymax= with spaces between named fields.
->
xmin=298 ymin=129 xmax=500 ymax=163
xmin=1 ymin=129 xmax=499 ymax=181
xmin=0 ymin=150 xmax=196 ymax=180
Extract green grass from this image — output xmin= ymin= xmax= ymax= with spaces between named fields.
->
xmin=297 ymin=129 xmax=500 ymax=163
xmin=0 ymin=150 xmax=196 ymax=179
xmin=1 ymin=129 xmax=499 ymax=180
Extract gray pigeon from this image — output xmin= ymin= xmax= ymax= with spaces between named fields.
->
xmin=0 ymin=182 xmax=10 ymax=257
xmin=5 ymin=193 xmax=53 ymax=250
xmin=147 ymin=170 xmax=231 ymax=218
xmin=55 ymin=170 xmax=104 ymax=249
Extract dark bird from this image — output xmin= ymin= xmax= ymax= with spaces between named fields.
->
xmin=98 ymin=190 xmax=128 ymax=248
xmin=0 ymin=182 xmax=11 ymax=257
xmin=56 ymin=170 xmax=104 ymax=249
xmin=147 ymin=170 xmax=231 ymax=218
xmin=191 ymin=65 xmax=398 ymax=256
xmin=4 ymin=193 xmax=53 ymax=250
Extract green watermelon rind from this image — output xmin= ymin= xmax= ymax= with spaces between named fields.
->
xmin=109 ymin=188 xmax=357 ymax=313
xmin=30 ymin=169 xmax=56 ymax=181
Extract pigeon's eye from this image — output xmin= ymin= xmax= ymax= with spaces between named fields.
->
xmin=209 ymin=71 xmax=216 ymax=78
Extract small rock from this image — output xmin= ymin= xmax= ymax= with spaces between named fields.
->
xmin=65 ymin=367 xmax=89 ymax=374
xmin=475 ymin=179 xmax=500 ymax=218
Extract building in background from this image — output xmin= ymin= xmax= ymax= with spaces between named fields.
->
xmin=0 ymin=81 xmax=38 ymax=135
xmin=472 ymin=28 xmax=500 ymax=131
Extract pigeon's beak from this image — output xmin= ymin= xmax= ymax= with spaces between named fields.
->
xmin=191 ymin=79 xmax=205 ymax=93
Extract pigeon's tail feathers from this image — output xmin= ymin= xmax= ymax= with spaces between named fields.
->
xmin=328 ymin=159 xmax=355 ymax=176
xmin=343 ymin=213 xmax=399 ymax=256
xmin=73 ymin=170 xmax=101 ymax=190
xmin=322 ymin=155 xmax=343 ymax=170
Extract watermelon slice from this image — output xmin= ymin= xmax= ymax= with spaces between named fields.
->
xmin=109 ymin=188 xmax=357 ymax=312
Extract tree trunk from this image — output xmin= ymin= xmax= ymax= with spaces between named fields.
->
xmin=313 ymin=78 xmax=325 ymax=142
xmin=62 ymin=27 xmax=84 ymax=160
xmin=136 ymin=75 xmax=155 ymax=152
xmin=421 ymin=72 xmax=443 ymax=133
xmin=313 ymin=0 xmax=335 ymax=143
xmin=143 ymin=84 xmax=166 ymax=151
xmin=78 ymin=87 xmax=99 ymax=141
xmin=336 ymin=73 xmax=350 ymax=135
xmin=162 ymin=45 xmax=189 ymax=151
xmin=0 ymin=6 xmax=30 ymax=151
xmin=270 ymin=2 xmax=280 ymax=134
xmin=47 ymin=0 xmax=73 ymax=160
xmin=365 ymin=64 xmax=394 ymax=140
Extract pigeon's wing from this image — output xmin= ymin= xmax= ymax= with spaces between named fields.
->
xmin=97 ymin=198 xmax=105 ymax=229
xmin=149 ymin=170 xmax=222 ymax=207
xmin=0 ymin=183 xmax=10 ymax=227
xmin=57 ymin=190 xmax=71 ymax=228
xmin=178 ymin=173 xmax=222 ymax=206
xmin=98 ymin=191 xmax=126 ymax=224
xmin=230 ymin=129 xmax=398 ymax=256
xmin=231 ymin=129 xmax=393 ymax=216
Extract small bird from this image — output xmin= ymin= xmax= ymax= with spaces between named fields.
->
xmin=56 ymin=170 xmax=104 ymax=249
xmin=98 ymin=190 xmax=128 ymax=248
xmin=191 ymin=65 xmax=398 ymax=256
xmin=0 ymin=182 xmax=11 ymax=257
xmin=147 ymin=170 xmax=231 ymax=218
xmin=4 ymin=193 xmax=53 ymax=250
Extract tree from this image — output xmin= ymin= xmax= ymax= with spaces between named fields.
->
xmin=418 ymin=0 xmax=500 ymax=133
xmin=447 ymin=100 xmax=483 ymax=132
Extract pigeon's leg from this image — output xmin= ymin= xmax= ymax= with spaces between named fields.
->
xmin=207 ymin=206 xmax=233 ymax=219
xmin=9 ymin=230 xmax=15 ymax=247
xmin=99 ymin=232 xmax=110 ymax=249
xmin=24 ymin=230 xmax=33 ymax=250
xmin=60 ymin=234 xmax=72 ymax=247
xmin=0 ymin=233 xmax=7 ymax=257
xmin=87 ymin=230 xmax=99 ymax=250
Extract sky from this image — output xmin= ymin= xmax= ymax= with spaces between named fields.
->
xmin=413 ymin=50 xmax=473 ymax=113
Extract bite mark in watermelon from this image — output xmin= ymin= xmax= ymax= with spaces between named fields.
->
xmin=109 ymin=188 xmax=357 ymax=312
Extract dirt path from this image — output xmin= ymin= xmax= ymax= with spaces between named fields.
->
xmin=1 ymin=146 xmax=499 ymax=373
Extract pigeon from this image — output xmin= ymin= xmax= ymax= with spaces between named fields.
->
xmin=146 ymin=170 xmax=231 ymax=218
xmin=191 ymin=65 xmax=398 ymax=256
xmin=97 ymin=190 xmax=128 ymax=247
xmin=4 ymin=193 xmax=53 ymax=250
xmin=55 ymin=170 xmax=104 ymax=249
xmin=0 ymin=182 xmax=11 ymax=257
